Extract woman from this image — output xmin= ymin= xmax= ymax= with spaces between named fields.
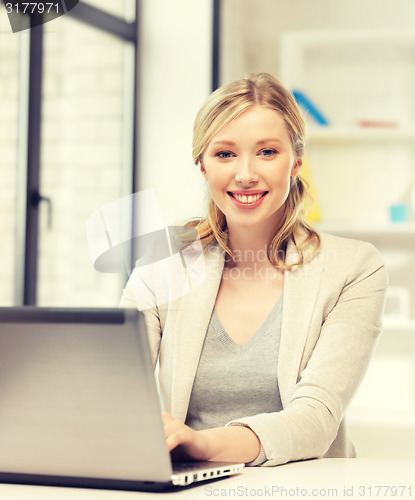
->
xmin=120 ymin=73 xmax=388 ymax=466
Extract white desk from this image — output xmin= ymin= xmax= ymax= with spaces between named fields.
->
xmin=1 ymin=459 xmax=414 ymax=499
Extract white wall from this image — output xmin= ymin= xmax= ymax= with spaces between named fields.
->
xmin=221 ymin=0 xmax=415 ymax=83
xmin=138 ymin=0 xmax=212 ymax=226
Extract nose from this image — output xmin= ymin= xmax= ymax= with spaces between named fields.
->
xmin=234 ymin=156 xmax=258 ymax=185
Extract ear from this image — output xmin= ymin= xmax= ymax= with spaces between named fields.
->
xmin=290 ymin=158 xmax=302 ymax=177
xmin=200 ymin=160 xmax=208 ymax=180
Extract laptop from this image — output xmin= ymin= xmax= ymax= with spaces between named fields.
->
xmin=0 ymin=307 xmax=244 ymax=491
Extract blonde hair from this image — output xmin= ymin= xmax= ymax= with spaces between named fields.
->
xmin=188 ymin=72 xmax=320 ymax=269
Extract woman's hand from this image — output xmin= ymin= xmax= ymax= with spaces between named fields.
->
xmin=162 ymin=413 xmax=261 ymax=463
xmin=163 ymin=413 xmax=212 ymax=461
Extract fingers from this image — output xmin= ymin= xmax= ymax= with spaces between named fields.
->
xmin=162 ymin=413 xmax=192 ymax=451
xmin=162 ymin=412 xmax=175 ymax=430
xmin=162 ymin=412 xmax=179 ymax=441
xmin=161 ymin=413 xmax=210 ymax=461
xmin=166 ymin=427 xmax=191 ymax=452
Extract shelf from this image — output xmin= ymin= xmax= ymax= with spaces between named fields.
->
xmin=307 ymin=127 xmax=415 ymax=142
xmin=348 ymin=412 xmax=415 ymax=428
xmin=382 ymin=320 xmax=415 ymax=333
xmin=281 ymin=30 xmax=415 ymax=386
xmin=315 ymin=223 xmax=415 ymax=238
xmin=281 ymin=30 xmax=415 ymax=48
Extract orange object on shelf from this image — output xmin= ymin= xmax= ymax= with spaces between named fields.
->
xmin=358 ymin=120 xmax=398 ymax=128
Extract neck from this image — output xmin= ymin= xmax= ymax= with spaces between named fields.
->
xmin=226 ymin=224 xmax=276 ymax=269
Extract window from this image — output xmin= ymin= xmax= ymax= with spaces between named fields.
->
xmin=0 ymin=1 xmax=138 ymax=306
xmin=38 ymin=16 xmax=134 ymax=306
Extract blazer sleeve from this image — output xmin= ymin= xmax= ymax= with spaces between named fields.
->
xmin=119 ymin=267 xmax=162 ymax=368
xmin=226 ymin=241 xmax=388 ymax=466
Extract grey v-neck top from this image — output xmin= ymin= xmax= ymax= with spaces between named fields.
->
xmin=185 ymin=294 xmax=284 ymax=433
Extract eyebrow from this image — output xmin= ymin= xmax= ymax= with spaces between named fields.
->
xmin=210 ymin=140 xmax=236 ymax=147
xmin=211 ymin=138 xmax=284 ymax=147
xmin=257 ymin=138 xmax=284 ymax=146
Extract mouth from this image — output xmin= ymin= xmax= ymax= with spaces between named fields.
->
xmin=227 ymin=191 xmax=268 ymax=209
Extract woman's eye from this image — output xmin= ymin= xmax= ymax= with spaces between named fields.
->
xmin=259 ymin=148 xmax=277 ymax=157
xmin=216 ymin=151 xmax=234 ymax=159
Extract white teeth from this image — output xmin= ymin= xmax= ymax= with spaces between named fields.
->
xmin=233 ymin=193 xmax=263 ymax=204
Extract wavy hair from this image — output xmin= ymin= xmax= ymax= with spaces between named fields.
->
xmin=188 ymin=73 xmax=320 ymax=269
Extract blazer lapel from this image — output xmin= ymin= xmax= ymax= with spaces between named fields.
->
xmin=170 ymin=246 xmax=224 ymax=421
xmin=278 ymin=238 xmax=324 ymax=407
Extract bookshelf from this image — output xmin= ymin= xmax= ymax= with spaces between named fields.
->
xmin=280 ymin=30 xmax=415 ymax=456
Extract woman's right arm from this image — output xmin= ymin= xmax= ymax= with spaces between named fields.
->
xmin=119 ymin=267 xmax=162 ymax=368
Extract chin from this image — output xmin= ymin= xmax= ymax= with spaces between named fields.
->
xmin=227 ymin=216 xmax=266 ymax=229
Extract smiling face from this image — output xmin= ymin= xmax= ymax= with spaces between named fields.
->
xmin=200 ymin=106 xmax=302 ymax=237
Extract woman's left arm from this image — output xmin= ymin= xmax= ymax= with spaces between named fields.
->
xmin=226 ymin=241 xmax=388 ymax=466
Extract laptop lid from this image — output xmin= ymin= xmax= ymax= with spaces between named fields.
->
xmin=0 ymin=307 xmax=174 ymax=487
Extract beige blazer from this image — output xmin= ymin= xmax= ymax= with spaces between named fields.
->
xmin=120 ymin=231 xmax=388 ymax=466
